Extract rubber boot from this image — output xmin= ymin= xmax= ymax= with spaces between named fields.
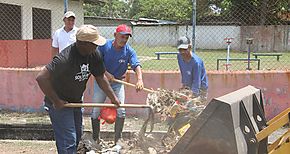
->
xmin=114 ymin=117 xmax=125 ymax=144
xmin=91 ymin=118 xmax=100 ymax=143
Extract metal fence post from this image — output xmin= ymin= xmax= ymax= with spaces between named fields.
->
xmin=192 ymin=0 xmax=196 ymax=53
xmin=64 ymin=0 xmax=68 ymax=13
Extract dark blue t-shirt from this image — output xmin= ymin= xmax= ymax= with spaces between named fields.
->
xmin=98 ymin=39 xmax=140 ymax=79
xmin=177 ymin=53 xmax=208 ymax=95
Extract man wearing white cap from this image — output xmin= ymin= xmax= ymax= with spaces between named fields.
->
xmin=177 ymin=36 xmax=208 ymax=103
xmin=51 ymin=11 xmax=78 ymax=57
xmin=36 ymin=25 xmax=121 ymax=154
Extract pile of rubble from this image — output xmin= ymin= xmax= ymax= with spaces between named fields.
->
xmin=77 ymin=89 xmax=206 ymax=154
xmin=146 ymin=88 xmax=206 ymax=119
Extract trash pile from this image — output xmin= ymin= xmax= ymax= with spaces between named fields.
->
xmin=146 ymin=88 xmax=206 ymax=119
xmin=77 ymin=89 xmax=206 ymax=154
xmin=146 ymin=89 xmax=206 ymax=150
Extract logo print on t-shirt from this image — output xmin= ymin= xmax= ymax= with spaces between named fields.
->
xmin=186 ymin=71 xmax=191 ymax=75
xmin=119 ymin=59 xmax=125 ymax=63
xmin=75 ymin=64 xmax=91 ymax=82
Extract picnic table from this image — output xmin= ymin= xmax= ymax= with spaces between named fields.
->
xmin=252 ymin=53 xmax=282 ymax=61
xmin=155 ymin=52 xmax=179 ymax=60
xmin=217 ymin=58 xmax=261 ymax=70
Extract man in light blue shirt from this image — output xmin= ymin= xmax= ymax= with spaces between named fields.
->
xmin=91 ymin=24 xmax=143 ymax=144
xmin=177 ymin=36 xmax=208 ymax=103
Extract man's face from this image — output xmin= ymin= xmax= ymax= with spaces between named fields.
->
xmin=178 ymin=47 xmax=191 ymax=58
xmin=77 ymin=41 xmax=97 ymax=56
xmin=114 ymin=33 xmax=130 ymax=48
xmin=64 ymin=17 xmax=75 ymax=29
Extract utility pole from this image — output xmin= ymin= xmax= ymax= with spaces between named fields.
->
xmin=64 ymin=0 xmax=68 ymax=13
xmin=192 ymin=0 xmax=196 ymax=52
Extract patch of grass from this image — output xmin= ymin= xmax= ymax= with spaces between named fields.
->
xmin=131 ymin=45 xmax=290 ymax=71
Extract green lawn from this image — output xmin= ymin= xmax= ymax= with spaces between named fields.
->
xmin=131 ymin=45 xmax=290 ymax=71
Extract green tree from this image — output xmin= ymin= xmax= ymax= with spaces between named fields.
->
xmin=128 ymin=0 xmax=141 ymax=19
xmin=83 ymin=0 xmax=288 ymax=24
xmin=134 ymin=0 xmax=193 ymax=22
xmin=84 ymin=0 xmax=129 ymax=18
xmin=196 ymin=0 xmax=288 ymax=25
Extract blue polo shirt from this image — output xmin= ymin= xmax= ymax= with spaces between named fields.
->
xmin=177 ymin=53 xmax=208 ymax=96
xmin=98 ymin=39 xmax=141 ymax=79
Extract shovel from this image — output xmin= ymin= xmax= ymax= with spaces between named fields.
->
xmin=112 ymin=78 xmax=190 ymax=100
xmin=112 ymin=78 xmax=155 ymax=93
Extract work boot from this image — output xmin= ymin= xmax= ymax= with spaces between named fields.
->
xmin=114 ymin=117 xmax=125 ymax=144
xmin=91 ymin=118 xmax=100 ymax=143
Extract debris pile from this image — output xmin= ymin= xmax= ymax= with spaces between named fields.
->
xmin=146 ymin=88 xmax=206 ymax=120
xmin=77 ymin=131 xmax=171 ymax=154
xmin=77 ymin=89 xmax=206 ymax=154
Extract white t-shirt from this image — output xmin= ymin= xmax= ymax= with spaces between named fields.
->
xmin=52 ymin=26 xmax=78 ymax=53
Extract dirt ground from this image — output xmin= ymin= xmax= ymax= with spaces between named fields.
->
xmin=0 ymin=111 xmax=168 ymax=154
xmin=0 ymin=140 xmax=56 ymax=154
xmin=0 ymin=111 xmax=288 ymax=154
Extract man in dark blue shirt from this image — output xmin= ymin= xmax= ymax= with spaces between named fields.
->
xmin=91 ymin=24 xmax=143 ymax=144
xmin=36 ymin=25 xmax=120 ymax=154
xmin=177 ymin=36 xmax=208 ymax=103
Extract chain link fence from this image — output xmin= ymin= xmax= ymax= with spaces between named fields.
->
xmin=0 ymin=0 xmax=289 ymax=71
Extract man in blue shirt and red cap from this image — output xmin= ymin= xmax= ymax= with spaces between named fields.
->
xmin=177 ymin=36 xmax=208 ymax=103
xmin=91 ymin=24 xmax=144 ymax=144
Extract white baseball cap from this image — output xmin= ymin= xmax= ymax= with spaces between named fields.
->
xmin=63 ymin=11 xmax=76 ymax=19
xmin=177 ymin=36 xmax=192 ymax=49
xmin=76 ymin=25 xmax=106 ymax=46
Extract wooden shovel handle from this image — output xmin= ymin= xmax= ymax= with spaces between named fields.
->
xmin=113 ymin=79 xmax=191 ymax=100
xmin=112 ymin=79 xmax=155 ymax=93
xmin=64 ymin=103 xmax=152 ymax=108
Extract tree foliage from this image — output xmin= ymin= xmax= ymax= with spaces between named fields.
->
xmin=197 ymin=0 xmax=288 ymax=25
xmin=83 ymin=0 xmax=288 ymax=24
xmin=132 ymin=0 xmax=192 ymax=22
xmin=84 ymin=0 xmax=129 ymax=18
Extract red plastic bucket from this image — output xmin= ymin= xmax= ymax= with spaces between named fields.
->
xmin=99 ymin=107 xmax=117 ymax=124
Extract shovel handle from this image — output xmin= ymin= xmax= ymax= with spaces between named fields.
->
xmin=112 ymin=79 xmax=155 ymax=93
xmin=64 ymin=103 xmax=152 ymax=108
xmin=113 ymin=79 xmax=192 ymax=100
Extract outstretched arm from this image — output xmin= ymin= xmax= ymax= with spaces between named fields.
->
xmin=134 ymin=65 xmax=144 ymax=91
xmin=95 ymin=74 xmax=120 ymax=106
xmin=51 ymin=47 xmax=59 ymax=58
xmin=36 ymin=67 xmax=66 ymax=109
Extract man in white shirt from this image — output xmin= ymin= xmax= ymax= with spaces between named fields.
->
xmin=51 ymin=11 xmax=78 ymax=58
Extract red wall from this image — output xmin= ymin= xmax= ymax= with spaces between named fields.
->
xmin=0 ymin=39 xmax=51 ymax=68
xmin=27 ymin=40 xmax=52 ymax=67
xmin=0 ymin=40 xmax=289 ymax=120
xmin=0 ymin=68 xmax=289 ymax=120
xmin=0 ymin=40 xmax=27 ymax=67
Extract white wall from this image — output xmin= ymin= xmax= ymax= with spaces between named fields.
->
xmin=177 ymin=25 xmax=241 ymax=50
xmin=0 ymin=0 xmax=84 ymax=40
xmin=95 ymin=25 xmax=241 ymax=50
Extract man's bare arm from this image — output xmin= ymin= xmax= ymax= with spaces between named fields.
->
xmin=95 ymin=74 xmax=120 ymax=106
xmin=51 ymin=47 xmax=59 ymax=58
xmin=134 ymin=66 xmax=144 ymax=91
xmin=36 ymin=67 xmax=65 ymax=109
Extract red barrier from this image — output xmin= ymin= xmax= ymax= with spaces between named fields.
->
xmin=27 ymin=39 xmax=51 ymax=67
xmin=0 ymin=40 xmax=28 ymax=67
xmin=0 ymin=40 xmax=51 ymax=68
xmin=1 ymin=69 xmax=288 ymax=120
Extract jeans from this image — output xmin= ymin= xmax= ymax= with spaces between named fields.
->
xmin=91 ymin=81 xmax=126 ymax=119
xmin=45 ymin=101 xmax=83 ymax=154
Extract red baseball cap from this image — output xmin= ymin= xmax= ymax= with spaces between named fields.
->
xmin=116 ymin=24 xmax=132 ymax=37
